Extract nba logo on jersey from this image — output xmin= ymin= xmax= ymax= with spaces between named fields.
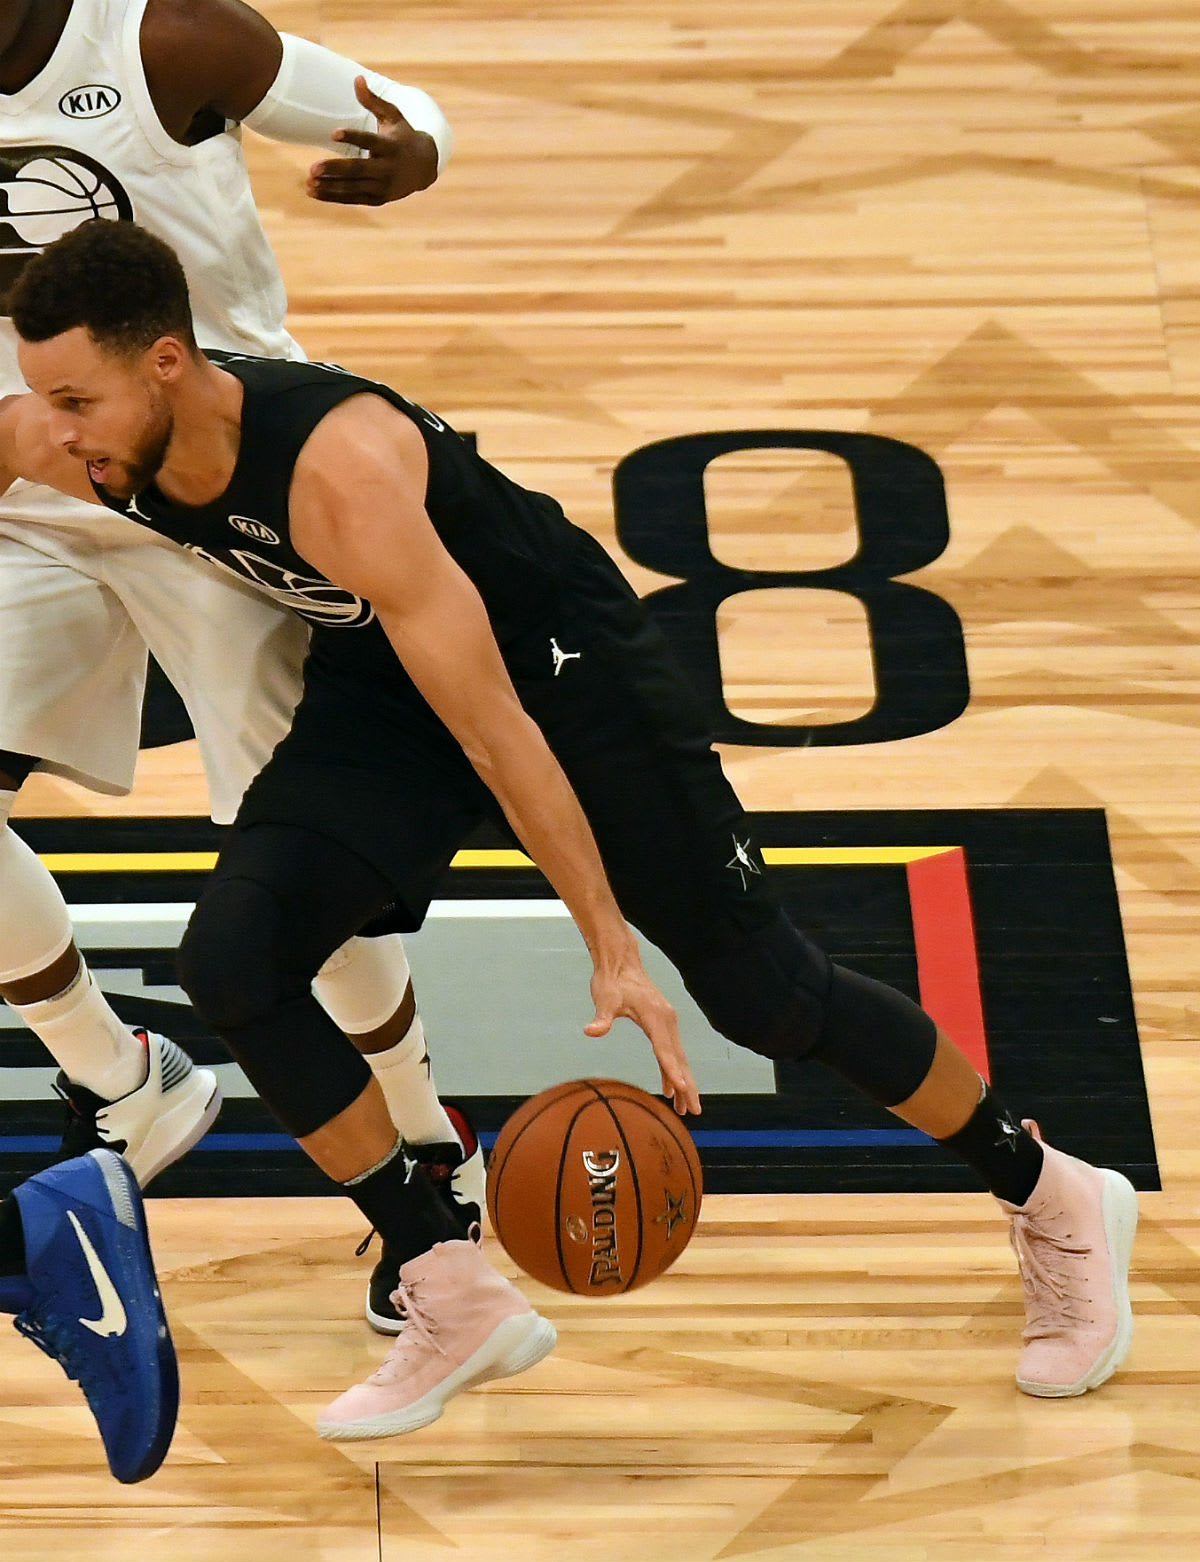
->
xmin=0 ymin=144 xmax=133 ymax=304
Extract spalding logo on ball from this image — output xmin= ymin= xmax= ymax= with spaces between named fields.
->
xmin=486 ymin=1078 xmax=702 ymax=1295
xmin=0 ymin=145 xmax=133 ymax=308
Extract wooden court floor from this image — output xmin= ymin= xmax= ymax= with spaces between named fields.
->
xmin=7 ymin=1 xmax=1200 ymax=1557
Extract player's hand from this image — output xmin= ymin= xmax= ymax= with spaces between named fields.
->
xmin=586 ymin=960 xmax=702 ymax=1117
xmin=306 ymin=76 xmax=439 ymax=206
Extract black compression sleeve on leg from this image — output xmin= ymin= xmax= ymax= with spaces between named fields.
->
xmin=808 ymin=963 xmax=939 ymax=1107
xmin=178 ymin=824 xmax=397 ymax=1140
xmin=937 ymin=1084 xmax=1045 ymax=1205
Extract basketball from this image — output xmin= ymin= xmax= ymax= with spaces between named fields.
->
xmin=486 ymin=1078 xmax=703 ymax=1295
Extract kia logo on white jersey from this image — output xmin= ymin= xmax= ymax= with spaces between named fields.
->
xmin=228 ymin=516 xmax=280 ymax=545
xmin=59 ymin=85 xmax=122 ymax=120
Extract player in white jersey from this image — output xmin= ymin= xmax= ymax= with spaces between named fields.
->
xmin=0 ymin=0 xmax=484 ymax=1258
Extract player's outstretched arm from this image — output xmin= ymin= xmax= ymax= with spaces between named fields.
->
xmin=0 ymin=394 xmax=96 ymax=507
xmin=142 ymin=0 xmax=451 ymax=205
xmin=290 ymin=400 xmax=701 ymax=1116
xmin=0 ymin=397 xmax=20 ymax=497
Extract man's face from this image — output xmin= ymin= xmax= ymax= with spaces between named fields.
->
xmin=18 ymin=326 xmax=175 ymax=501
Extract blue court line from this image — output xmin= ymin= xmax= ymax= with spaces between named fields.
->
xmin=0 ymin=1128 xmax=933 ymax=1154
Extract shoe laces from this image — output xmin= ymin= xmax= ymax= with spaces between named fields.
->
xmin=367 ymin=1276 xmax=446 ymax=1382
xmin=1009 ymin=1203 xmax=1093 ymax=1339
xmin=13 ymin=1307 xmax=110 ymax=1406
xmin=354 ymin=1228 xmax=377 ymax=1259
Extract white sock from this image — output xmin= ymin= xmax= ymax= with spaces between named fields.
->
xmin=10 ymin=963 xmax=148 ymax=1101
xmin=368 ymin=1017 xmax=463 ymax=1148
xmin=314 ymin=932 xmax=459 ymax=1148
xmin=0 ymin=819 xmax=147 ymax=1099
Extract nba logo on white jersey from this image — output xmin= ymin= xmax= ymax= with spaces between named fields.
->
xmin=0 ymin=144 xmax=132 ymax=302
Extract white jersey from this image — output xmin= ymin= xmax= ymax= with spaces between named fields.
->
xmin=0 ymin=0 xmax=302 ymax=537
xmin=0 ymin=0 xmax=314 ymax=814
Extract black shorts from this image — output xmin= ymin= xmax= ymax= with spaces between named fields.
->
xmin=233 ymin=530 xmax=781 ymax=970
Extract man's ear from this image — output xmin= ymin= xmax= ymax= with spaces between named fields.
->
xmin=147 ymin=335 xmax=193 ymax=384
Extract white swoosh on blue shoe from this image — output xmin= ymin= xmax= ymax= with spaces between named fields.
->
xmin=67 ymin=1211 xmax=128 ymax=1339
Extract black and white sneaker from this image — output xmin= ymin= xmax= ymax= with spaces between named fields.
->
xmin=54 ymin=1029 xmax=222 ymax=1189
xmin=363 ymin=1104 xmax=485 ymax=1336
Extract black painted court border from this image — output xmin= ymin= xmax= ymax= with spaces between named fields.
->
xmin=0 ymin=809 xmax=1157 ymax=1196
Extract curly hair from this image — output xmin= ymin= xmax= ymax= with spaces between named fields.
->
xmin=8 ymin=219 xmax=197 ymax=356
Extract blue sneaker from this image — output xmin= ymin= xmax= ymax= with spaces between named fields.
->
xmin=9 ymin=1150 xmax=178 ymax=1483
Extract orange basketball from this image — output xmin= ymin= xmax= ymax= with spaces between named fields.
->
xmin=486 ymin=1077 xmax=703 ymax=1295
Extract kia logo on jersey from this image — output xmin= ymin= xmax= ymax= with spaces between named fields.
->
xmin=228 ymin=516 xmax=281 ymax=546
xmin=59 ymin=85 xmax=123 ymax=120
xmin=0 ymin=146 xmax=133 ymax=308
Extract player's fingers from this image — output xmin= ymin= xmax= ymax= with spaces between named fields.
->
xmin=308 ymin=156 xmax=378 ymax=180
xmin=305 ymin=183 xmax=389 ymax=207
xmin=643 ymin=1004 xmax=700 ymax=1115
xmin=662 ymin=1057 xmax=700 ymax=1115
xmin=307 ymin=170 xmax=387 ymax=196
xmin=584 ymin=1008 xmax=613 ymax=1038
xmin=354 ymin=73 xmax=409 ymax=122
xmin=331 ymin=127 xmax=393 ymax=155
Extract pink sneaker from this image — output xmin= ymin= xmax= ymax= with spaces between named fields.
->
xmin=999 ymin=1121 xmax=1138 ymax=1398
xmin=317 ymin=1239 xmax=557 ymax=1440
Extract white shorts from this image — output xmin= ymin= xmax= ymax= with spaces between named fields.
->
xmin=0 ymin=484 xmax=310 ymax=824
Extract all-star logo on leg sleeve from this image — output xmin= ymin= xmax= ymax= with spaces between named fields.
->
xmin=725 ymin=835 xmax=762 ymax=891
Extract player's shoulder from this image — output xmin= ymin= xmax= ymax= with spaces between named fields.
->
xmin=142 ymin=0 xmax=272 ymax=44
xmin=297 ymin=388 xmax=428 ymax=493
xmin=139 ymin=0 xmax=281 ymax=115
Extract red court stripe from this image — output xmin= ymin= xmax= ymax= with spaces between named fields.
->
xmin=906 ymin=847 xmax=990 ymax=1081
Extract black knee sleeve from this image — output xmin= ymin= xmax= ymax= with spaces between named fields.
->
xmin=178 ymin=876 xmax=372 ymax=1139
xmin=178 ymin=877 xmax=304 ymax=1033
xmin=679 ymin=911 xmax=832 ymax=1058
xmin=811 ymin=963 xmax=938 ymax=1107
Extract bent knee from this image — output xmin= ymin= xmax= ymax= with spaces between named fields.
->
xmin=679 ymin=912 xmax=832 ymax=1059
xmin=178 ymin=878 xmax=300 ymax=1033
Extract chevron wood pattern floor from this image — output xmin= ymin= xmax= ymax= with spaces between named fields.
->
xmin=7 ymin=1 xmax=1200 ymax=1557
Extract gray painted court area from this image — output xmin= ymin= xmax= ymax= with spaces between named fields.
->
xmin=0 ymin=899 xmax=773 ymax=1100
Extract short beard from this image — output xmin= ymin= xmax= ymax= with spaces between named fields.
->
xmin=99 ymin=404 xmax=175 ymax=500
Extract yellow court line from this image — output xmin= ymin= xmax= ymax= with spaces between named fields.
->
xmin=39 ymin=852 xmax=220 ymax=872
xmin=37 ymin=844 xmax=956 ymax=873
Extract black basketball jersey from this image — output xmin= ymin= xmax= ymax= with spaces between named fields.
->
xmin=89 ymin=353 xmax=581 ymax=660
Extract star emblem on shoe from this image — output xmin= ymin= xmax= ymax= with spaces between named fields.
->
xmin=725 ymin=835 xmax=762 ymax=891
xmin=995 ymin=1112 xmax=1023 ymax=1153
xmin=653 ymin=1190 xmax=688 ymax=1240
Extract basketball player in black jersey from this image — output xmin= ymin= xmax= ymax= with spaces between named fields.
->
xmin=0 ymin=221 xmax=1139 ymax=1439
